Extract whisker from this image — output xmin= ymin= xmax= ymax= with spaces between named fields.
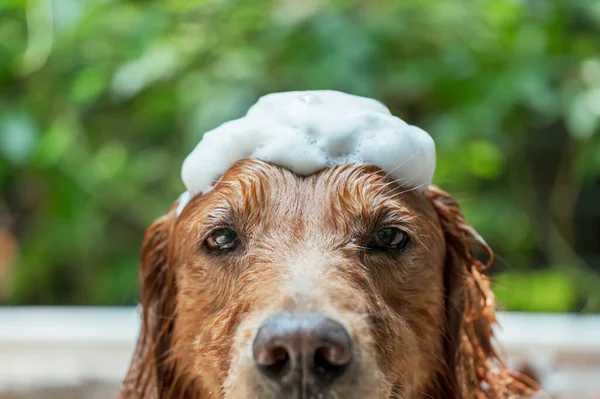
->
xmin=382 ymin=153 xmax=418 ymax=180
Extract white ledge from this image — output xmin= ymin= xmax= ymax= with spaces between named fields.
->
xmin=0 ymin=307 xmax=599 ymax=396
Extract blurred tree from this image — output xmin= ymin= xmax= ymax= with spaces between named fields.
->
xmin=0 ymin=0 xmax=599 ymax=310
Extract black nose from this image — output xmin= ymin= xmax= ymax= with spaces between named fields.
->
xmin=253 ymin=312 xmax=352 ymax=392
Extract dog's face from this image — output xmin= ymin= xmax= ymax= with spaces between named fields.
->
xmin=167 ymin=160 xmax=446 ymax=398
xmin=126 ymin=159 xmax=534 ymax=399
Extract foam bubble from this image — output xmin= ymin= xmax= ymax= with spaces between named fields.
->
xmin=178 ymin=90 xmax=435 ymax=214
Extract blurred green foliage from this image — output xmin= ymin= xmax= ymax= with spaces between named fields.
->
xmin=0 ymin=0 xmax=599 ymax=310
xmin=494 ymin=270 xmax=578 ymax=313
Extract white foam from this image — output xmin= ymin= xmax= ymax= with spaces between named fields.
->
xmin=178 ymin=90 xmax=435 ymax=214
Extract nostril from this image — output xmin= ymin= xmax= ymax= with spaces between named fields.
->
xmin=255 ymin=345 xmax=288 ymax=367
xmin=315 ymin=343 xmax=352 ymax=366
xmin=255 ymin=346 xmax=290 ymax=378
xmin=314 ymin=343 xmax=351 ymax=382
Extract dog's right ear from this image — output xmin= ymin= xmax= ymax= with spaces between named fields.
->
xmin=121 ymin=206 xmax=179 ymax=398
xmin=426 ymin=186 xmax=538 ymax=398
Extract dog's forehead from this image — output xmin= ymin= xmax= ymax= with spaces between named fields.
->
xmin=205 ymin=159 xmax=419 ymax=218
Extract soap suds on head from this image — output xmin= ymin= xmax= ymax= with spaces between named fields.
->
xmin=178 ymin=90 xmax=435 ymax=215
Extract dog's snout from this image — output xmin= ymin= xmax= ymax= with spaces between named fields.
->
xmin=253 ymin=312 xmax=352 ymax=390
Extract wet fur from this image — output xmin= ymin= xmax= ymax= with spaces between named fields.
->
xmin=121 ymin=160 xmax=537 ymax=398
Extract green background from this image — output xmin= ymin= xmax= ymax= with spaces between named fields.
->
xmin=1 ymin=0 xmax=599 ymax=311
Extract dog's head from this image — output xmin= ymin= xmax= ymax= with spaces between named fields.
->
xmin=122 ymin=159 xmax=534 ymax=399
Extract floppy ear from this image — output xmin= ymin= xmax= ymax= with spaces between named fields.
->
xmin=121 ymin=205 xmax=188 ymax=398
xmin=426 ymin=186 xmax=537 ymax=398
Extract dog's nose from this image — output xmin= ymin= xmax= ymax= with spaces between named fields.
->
xmin=253 ymin=312 xmax=352 ymax=390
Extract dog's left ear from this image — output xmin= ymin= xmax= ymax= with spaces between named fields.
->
xmin=122 ymin=205 xmax=180 ymax=398
xmin=426 ymin=186 xmax=538 ymax=398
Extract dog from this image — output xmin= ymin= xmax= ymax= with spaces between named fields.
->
xmin=120 ymin=158 xmax=536 ymax=398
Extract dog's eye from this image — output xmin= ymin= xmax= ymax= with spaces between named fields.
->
xmin=206 ymin=228 xmax=238 ymax=251
xmin=369 ymin=227 xmax=410 ymax=250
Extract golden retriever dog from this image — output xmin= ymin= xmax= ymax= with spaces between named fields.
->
xmin=121 ymin=159 xmax=536 ymax=398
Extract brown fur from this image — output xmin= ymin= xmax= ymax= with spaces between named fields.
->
xmin=121 ymin=159 xmax=537 ymax=398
